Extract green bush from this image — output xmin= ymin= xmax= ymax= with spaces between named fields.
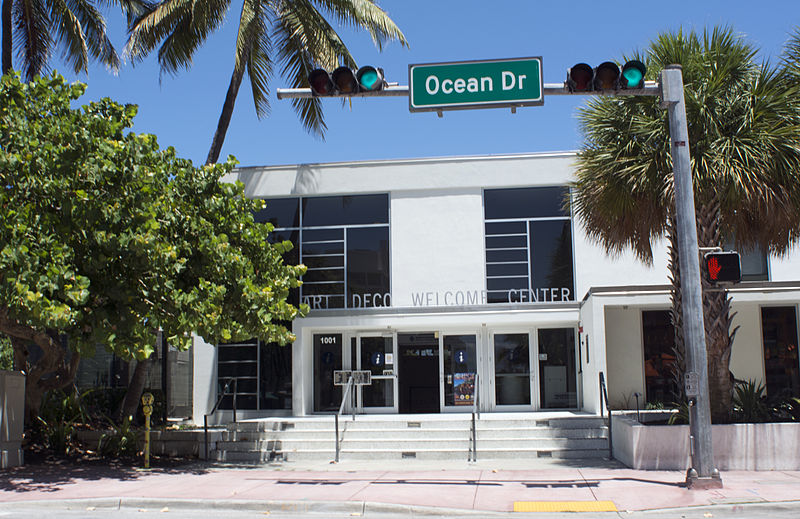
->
xmin=732 ymin=380 xmax=769 ymax=423
xmin=98 ymin=416 xmax=140 ymax=459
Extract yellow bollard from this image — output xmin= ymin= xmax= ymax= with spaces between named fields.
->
xmin=141 ymin=392 xmax=154 ymax=469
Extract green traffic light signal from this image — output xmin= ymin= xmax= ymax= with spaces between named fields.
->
xmin=621 ymin=60 xmax=646 ymax=89
xmin=357 ymin=66 xmax=384 ymax=91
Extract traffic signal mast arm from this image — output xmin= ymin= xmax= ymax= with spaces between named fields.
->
xmin=276 ymin=81 xmax=660 ymax=99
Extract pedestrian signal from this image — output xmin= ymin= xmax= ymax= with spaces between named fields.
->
xmin=704 ymin=251 xmax=742 ymax=283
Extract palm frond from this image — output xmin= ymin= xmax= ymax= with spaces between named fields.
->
xmin=126 ymin=0 xmax=230 ymax=76
xmin=238 ymin=0 xmax=273 ymax=118
xmin=61 ymin=0 xmax=120 ymax=73
xmin=13 ymin=0 xmax=53 ymax=80
xmin=310 ymin=0 xmax=407 ymax=51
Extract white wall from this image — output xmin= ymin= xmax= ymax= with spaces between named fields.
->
xmin=191 ymin=336 xmax=217 ymax=425
xmin=391 ymin=189 xmax=485 ymax=307
xmin=604 ymin=307 xmax=645 ymax=409
xmin=769 ymin=243 xmax=800 ymax=282
xmin=729 ymin=302 xmax=766 ymax=385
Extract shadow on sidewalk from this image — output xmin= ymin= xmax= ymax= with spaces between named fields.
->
xmin=1 ymin=457 xmax=210 ymax=495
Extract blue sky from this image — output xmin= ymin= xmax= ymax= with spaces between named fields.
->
xmin=51 ymin=1 xmax=800 ymax=168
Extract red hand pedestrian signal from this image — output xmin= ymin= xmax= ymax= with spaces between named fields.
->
xmin=707 ymin=257 xmax=722 ymax=280
xmin=704 ymin=252 xmax=741 ymax=283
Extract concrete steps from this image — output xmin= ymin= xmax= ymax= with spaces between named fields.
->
xmin=212 ymin=413 xmax=609 ymax=463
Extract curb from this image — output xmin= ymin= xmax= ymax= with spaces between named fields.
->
xmin=0 ymin=497 xmax=508 ymax=516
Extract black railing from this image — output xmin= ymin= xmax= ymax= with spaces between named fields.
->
xmin=598 ymin=372 xmax=613 ymax=459
xmin=204 ymin=377 xmax=238 ymax=461
xmin=469 ymin=373 xmax=480 ymax=462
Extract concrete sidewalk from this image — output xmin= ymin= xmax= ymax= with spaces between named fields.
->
xmin=2 ymin=457 xmax=800 ymax=515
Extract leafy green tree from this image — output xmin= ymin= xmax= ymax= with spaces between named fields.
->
xmin=125 ymin=0 xmax=407 ymax=164
xmin=1 ymin=0 xmax=146 ymax=80
xmin=571 ymin=27 xmax=800 ymax=422
xmin=0 ymin=333 xmax=12 ymax=370
xmin=0 ymin=71 xmax=306 ymax=423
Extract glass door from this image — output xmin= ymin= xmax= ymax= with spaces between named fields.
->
xmin=492 ymin=332 xmax=533 ymax=409
xmin=357 ymin=334 xmax=398 ymax=413
xmin=441 ymin=334 xmax=478 ymax=411
xmin=537 ymin=328 xmax=578 ymax=409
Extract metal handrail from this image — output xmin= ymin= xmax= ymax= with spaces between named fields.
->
xmin=334 ymin=376 xmax=356 ymax=463
xmin=469 ymin=373 xmax=480 ymax=462
xmin=599 ymin=372 xmax=613 ymax=459
xmin=204 ymin=377 xmax=238 ymax=461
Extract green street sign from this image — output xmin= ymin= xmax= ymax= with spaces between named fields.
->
xmin=409 ymin=57 xmax=543 ymax=113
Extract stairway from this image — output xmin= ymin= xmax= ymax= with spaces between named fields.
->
xmin=212 ymin=413 xmax=609 ymax=463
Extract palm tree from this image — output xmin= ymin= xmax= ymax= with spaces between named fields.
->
xmin=125 ymin=0 xmax=407 ymax=165
xmin=571 ymin=27 xmax=800 ymax=423
xmin=1 ymin=0 xmax=144 ymax=80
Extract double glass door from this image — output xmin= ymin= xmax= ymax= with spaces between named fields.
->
xmin=490 ymin=328 xmax=578 ymax=410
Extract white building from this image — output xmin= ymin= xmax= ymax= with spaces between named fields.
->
xmin=188 ymin=152 xmax=800 ymax=423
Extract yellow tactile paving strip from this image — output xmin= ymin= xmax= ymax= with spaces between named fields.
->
xmin=513 ymin=500 xmax=618 ymax=512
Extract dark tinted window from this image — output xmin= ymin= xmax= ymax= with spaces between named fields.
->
xmin=529 ymin=220 xmax=574 ymax=300
xmin=302 ymin=194 xmax=388 ymax=227
xmin=255 ymin=198 xmax=300 ymax=228
xmin=642 ymin=310 xmax=678 ymax=405
xmin=347 ymin=227 xmax=390 ymax=305
xmin=484 ymin=187 xmax=569 ymax=220
xmin=762 ymin=307 xmax=800 ymax=398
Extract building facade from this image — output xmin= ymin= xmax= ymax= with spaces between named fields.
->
xmin=188 ymin=152 xmax=800 ymax=423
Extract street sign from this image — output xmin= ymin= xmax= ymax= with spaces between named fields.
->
xmin=409 ymin=57 xmax=543 ymax=113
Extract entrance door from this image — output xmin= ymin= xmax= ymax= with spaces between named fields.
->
xmin=492 ymin=332 xmax=533 ymax=409
xmin=356 ymin=334 xmax=398 ymax=413
xmin=397 ymin=333 xmax=440 ymax=413
xmin=441 ymin=334 xmax=478 ymax=411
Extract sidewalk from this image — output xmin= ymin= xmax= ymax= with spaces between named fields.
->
xmin=2 ymin=457 xmax=800 ymax=515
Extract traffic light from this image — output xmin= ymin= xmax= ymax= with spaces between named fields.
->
xmin=593 ymin=62 xmax=620 ymax=90
xmin=565 ymin=60 xmax=648 ymax=92
xmin=621 ymin=60 xmax=646 ymax=89
xmin=307 ymin=65 xmax=386 ymax=96
xmin=704 ymin=251 xmax=742 ymax=283
xmin=567 ymin=63 xmax=593 ymax=92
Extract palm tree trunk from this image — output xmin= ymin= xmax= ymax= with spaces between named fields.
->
xmin=667 ymin=217 xmax=686 ymax=403
xmin=695 ymin=197 xmax=736 ymax=423
xmin=2 ymin=0 xmax=12 ymax=75
xmin=206 ymin=63 xmax=246 ymax=166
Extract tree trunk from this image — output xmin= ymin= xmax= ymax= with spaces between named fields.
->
xmin=668 ymin=198 xmax=737 ymax=423
xmin=115 ymin=355 xmax=152 ymax=424
xmin=695 ymin=198 xmax=737 ymax=423
xmin=0 ymin=309 xmax=81 ymax=425
xmin=2 ymin=0 xmax=12 ymax=75
xmin=205 ymin=63 xmax=246 ymax=165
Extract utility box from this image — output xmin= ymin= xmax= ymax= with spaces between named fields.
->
xmin=1 ymin=370 xmax=25 ymax=468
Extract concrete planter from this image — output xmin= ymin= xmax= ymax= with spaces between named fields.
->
xmin=76 ymin=428 xmax=223 ymax=458
xmin=612 ymin=413 xmax=800 ymax=470
xmin=1 ymin=371 xmax=25 ymax=469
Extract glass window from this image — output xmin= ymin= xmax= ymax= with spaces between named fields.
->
xmin=538 ymin=328 xmax=577 ymax=409
xmin=484 ymin=187 xmax=569 ymax=220
xmin=217 ymin=340 xmax=259 ymax=410
xmin=723 ymin=237 xmax=768 ymax=281
xmin=346 ymin=227 xmax=390 ymax=308
xmin=494 ymin=333 xmax=531 ymax=405
xmin=255 ymin=197 xmax=300 ymax=228
xmin=443 ymin=335 xmax=477 ymax=407
xmin=302 ymin=194 xmax=389 ymax=227
xmin=530 ymin=220 xmax=574 ymax=300
xmin=484 ymin=187 xmax=574 ymax=304
xmin=761 ymin=307 xmax=800 ymax=399
xmin=642 ymin=310 xmax=678 ymax=405
xmin=314 ymin=333 xmax=342 ymax=412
